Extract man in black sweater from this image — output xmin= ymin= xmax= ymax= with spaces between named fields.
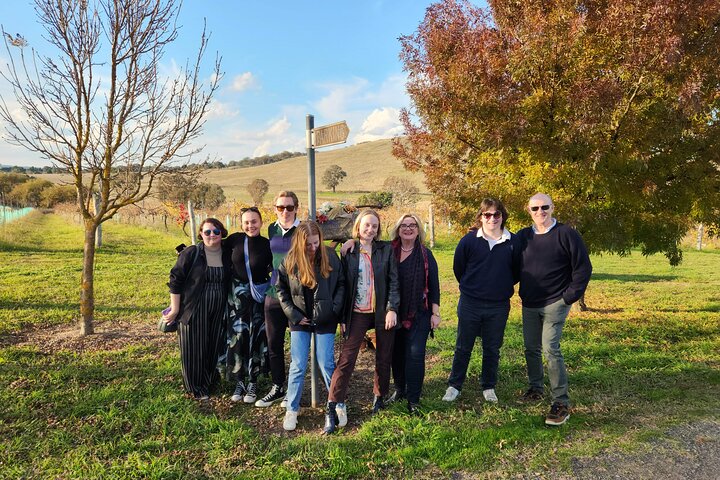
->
xmin=517 ymin=193 xmax=592 ymax=426
xmin=442 ymin=198 xmax=521 ymax=405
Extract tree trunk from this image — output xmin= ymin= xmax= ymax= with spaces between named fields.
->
xmin=80 ymin=220 xmax=97 ymax=335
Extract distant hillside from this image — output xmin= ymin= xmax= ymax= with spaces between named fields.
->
xmin=34 ymin=138 xmax=429 ymax=205
xmin=201 ymin=138 xmax=428 ymax=203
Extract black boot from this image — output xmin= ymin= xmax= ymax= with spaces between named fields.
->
xmin=408 ymin=402 xmax=421 ymax=416
xmin=323 ymin=401 xmax=339 ymax=434
xmin=372 ymin=395 xmax=385 ymax=414
xmin=386 ymin=388 xmax=405 ymax=405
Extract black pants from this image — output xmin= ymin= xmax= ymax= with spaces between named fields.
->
xmin=264 ymin=295 xmax=288 ymax=386
xmin=448 ymin=295 xmax=510 ymax=391
xmin=392 ymin=310 xmax=432 ymax=404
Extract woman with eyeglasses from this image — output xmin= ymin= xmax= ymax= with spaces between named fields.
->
xmin=442 ymin=198 xmax=521 ymax=405
xmin=164 ymin=218 xmax=232 ymax=401
xmin=276 ymin=221 xmax=345 ymax=431
xmin=386 ymin=213 xmax=440 ymax=414
xmin=223 ymin=207 xmax=273 ymax=403
xmin=254 ymin=191 xmax=301 ymax=408
xmin=325 ymin=209 xmax=399 ymax=433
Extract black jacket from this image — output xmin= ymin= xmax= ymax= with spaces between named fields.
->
xmin=341 ymin=240 xmax=400 ymax=336
xmin=276 ymin=246 xmax=345 ymax=334
xmin=167 ymin=243 xmax=232 ymax=325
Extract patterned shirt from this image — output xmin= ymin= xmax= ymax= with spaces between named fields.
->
xmin=353 ymin=245 xmax=375 ymax=313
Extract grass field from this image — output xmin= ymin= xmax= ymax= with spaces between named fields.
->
xmin=1 ymin=211 xmax=718 ymax=478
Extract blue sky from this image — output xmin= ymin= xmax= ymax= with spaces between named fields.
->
xmin=0 ymin=1 xmax=483 ymax=167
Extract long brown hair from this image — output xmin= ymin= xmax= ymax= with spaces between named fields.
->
xmin=284 ymin=221 xmax=331 ymax=288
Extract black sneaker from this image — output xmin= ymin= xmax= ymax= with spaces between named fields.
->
xmin=230 ymin=381 xmax=246 ymax=402
xmin=520 ymin=388 xmax=544 ymax=402
xmin=385 ymin=389 xmax=405 ymax=405
xmin=545 ymin=403 xmax=570 ymax=426
xmin=254 ymin=384 xmax=286 ymax=407
xmin=371 ymin=395 xmax=385 ymax=414
xmin=323 ymin=402 xmax=339 ymax=434
xmin=407 ymin=402 xmax=421 ymax=416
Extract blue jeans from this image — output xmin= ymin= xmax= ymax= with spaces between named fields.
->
xmin=522 ymin=298 xmax=572 ymax=405
xmin=286 ymin=331 xmax=336 ymax=412
xmin=448 ymin=295 xmax=510 ymax=391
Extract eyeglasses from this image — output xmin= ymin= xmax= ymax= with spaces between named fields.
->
xmin=400 ymin=223 xmax=418 ymax=230
xmin=529 ymin=205 xmax=551 ymax=212
xmin=481 ymin=212 xmax=502 ymax=219
xmin=203 ymin=229 xmax=221 ymax=236
xmin=275 ymin=205 xmax=296 ymax=212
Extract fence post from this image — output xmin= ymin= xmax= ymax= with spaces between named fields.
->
xmin=697 ymin=223 xmax=704 ymax=251
xmin=188 ymin=201 xmax=197 ymax=245
xmin=429 ymin=204 xmax=435 ymax=248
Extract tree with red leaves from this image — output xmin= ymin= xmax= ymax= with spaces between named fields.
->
xmin=396 ymin=0 xmax=720 ymax=264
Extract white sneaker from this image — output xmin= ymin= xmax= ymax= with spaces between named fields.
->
xmin=336 ymin=403 xmax=348 ymax=427
xmin=483 ymin=388 xmax=498 ymax=403
xmin=283 ymin=410 xmax=298 ymax=431
xmin=243 ymin=382 xmax=257 ymax=404
xmin=280 ymin=396 xmax=287 ymax=408
xmin=442 ymin=386 xmax=460 ymax=402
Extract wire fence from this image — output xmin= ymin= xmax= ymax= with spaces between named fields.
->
xmin=0 ymin=206 xmax=34 ymax=224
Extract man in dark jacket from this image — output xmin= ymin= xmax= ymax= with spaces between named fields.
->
xmin=517 ymin=193 xmax=592 ymax=426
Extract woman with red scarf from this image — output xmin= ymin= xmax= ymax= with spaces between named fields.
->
xmin=388 ymin=213 xmax=441 ymax=414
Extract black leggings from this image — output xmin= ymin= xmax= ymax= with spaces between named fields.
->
xmin=264 ymin=296 xmax=289 ymax=386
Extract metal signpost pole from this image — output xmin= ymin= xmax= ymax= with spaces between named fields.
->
xmin=306 ymin=114 xmax=321 ymax=408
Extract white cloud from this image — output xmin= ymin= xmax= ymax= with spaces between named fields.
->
xmin=206 ymin=100 xmax=240 ymax=120
xmin=252 ymin=140 xmax=272 ymax=157
xmin=230 ymin=72 xmax=256 ymax=92
xmin=355 ymin=107 xmax=404 ymax=143
xmin=312 ymin=78 xmax=369 ymax=119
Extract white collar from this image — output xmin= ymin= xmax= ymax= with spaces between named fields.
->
xmin=276 ymin=218 xmax=300 ymax=235
xmin=532 ymin=218 xmax=557 ymax=234
xmin=477 ymin=227 xmax=511 ymax=242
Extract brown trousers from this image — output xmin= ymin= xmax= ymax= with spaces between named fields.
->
xmin=328 ymin=312 xmax=396 ymax=402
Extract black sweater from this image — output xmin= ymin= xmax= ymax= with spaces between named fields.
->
xmin=453 ymin=230 xmax=521 ymax=303
xmin=225 ymin=232 xmax=272 ymax=283
xmin=517 ymin=223 xmax=592 ymax=308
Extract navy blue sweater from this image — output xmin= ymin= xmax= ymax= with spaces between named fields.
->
xmin=453 ymin=230 xmax=521 ymax=302
xmin=517 ymin=223 xmax=592 ymax=308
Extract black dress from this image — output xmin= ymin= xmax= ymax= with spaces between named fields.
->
xmin=177 ymin=266 xmax=226 ymax=398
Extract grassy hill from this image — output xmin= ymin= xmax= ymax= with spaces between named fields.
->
xmin=35 ymin=138 xmax=429 ymax=204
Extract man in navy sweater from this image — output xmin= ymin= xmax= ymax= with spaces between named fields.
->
xmin=517 ymin=193 xmax=592 ymax=426
xmin=442 ymin=198 xmax=521 ymax=404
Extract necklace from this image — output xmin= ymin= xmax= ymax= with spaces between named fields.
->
xmin=401 ymin=245 xmax=414 ymax=252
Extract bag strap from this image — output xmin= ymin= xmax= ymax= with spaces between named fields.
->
xmin=244 ymin=237 xmax=264 ymax=303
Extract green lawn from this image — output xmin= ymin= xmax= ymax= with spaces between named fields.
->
xmin=1 ymin=212 xmax=718 ymax=478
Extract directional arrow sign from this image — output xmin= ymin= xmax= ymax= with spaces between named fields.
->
xmin=312 ymin=121 xmax=349 ymax=148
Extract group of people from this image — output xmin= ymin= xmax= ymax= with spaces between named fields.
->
xmin=163 ymin=191 xmax=591 ymax=433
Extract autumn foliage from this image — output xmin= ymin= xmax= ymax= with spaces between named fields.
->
xmin=396 ymin=0 xmax=720 ymax=263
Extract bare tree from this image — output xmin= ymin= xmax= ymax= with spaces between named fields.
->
xmin=246 ymin=178 xmax=269 ymax=205
xmin=0 ymin=0 xmax=222 ymax=334
xmin=383 ymin=176 xmax=419 ymax=209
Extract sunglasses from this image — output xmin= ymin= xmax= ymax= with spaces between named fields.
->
xmin=203 ymin=229 xmax=221 ymax=236
xmin=400 ymin=222 xmax=418 ymax=230
xmin=481 ymin=211 xmax=502 ymax=219
xmin=275 ymin=205 xmax=296 ymax=212
xmin=529 ymin=205 xmax=551 ymax=212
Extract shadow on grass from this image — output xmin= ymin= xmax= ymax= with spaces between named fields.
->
xmin=0 ymin=240 xmax=83 ymax=254
xmin=591 ymin=273 xmax=678 ymax=282
xmin=0 ymin=299 xmax=160 ymax=315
